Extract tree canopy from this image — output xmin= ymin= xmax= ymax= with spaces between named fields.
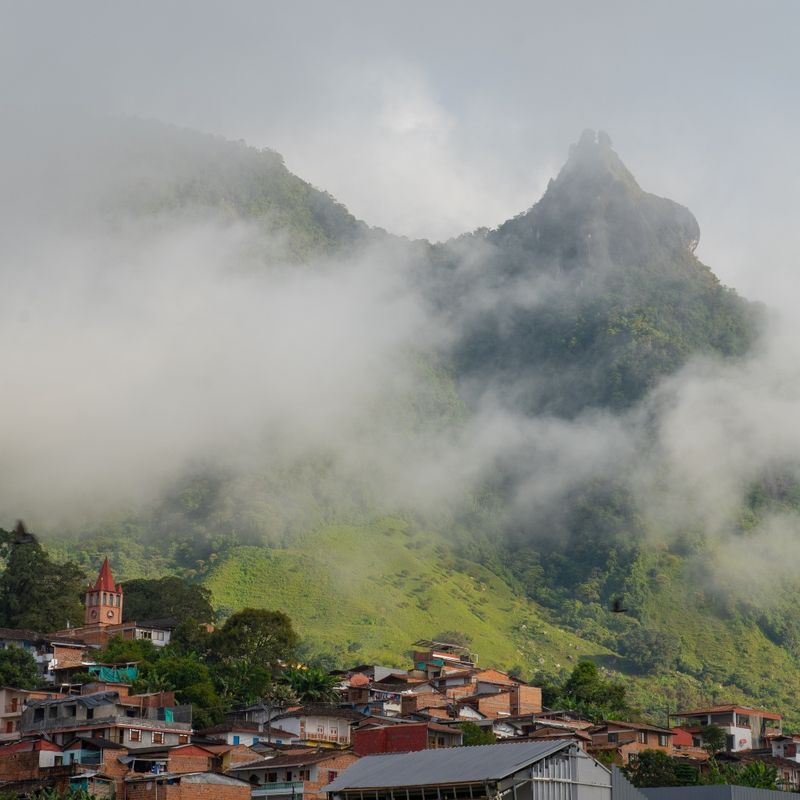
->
xmin=0 ymin=647 xmax=40 ymax=689
xmin=0 ymin=528 xmax=84 ymax=631
xmin=121 ymin=576 xmax=213 ymax=624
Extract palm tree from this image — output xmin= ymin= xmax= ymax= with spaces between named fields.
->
xmin=283 ymin=666 xmax=340 ymax=704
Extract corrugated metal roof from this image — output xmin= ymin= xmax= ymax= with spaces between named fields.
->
xmin=641 ymin=787 xmax=789 ymax=800
xmin=324 ymin=740 xmax=572 ymax=791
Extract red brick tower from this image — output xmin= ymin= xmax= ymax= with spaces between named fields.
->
xmin=84 ymin=557 xmax=124 ymax=626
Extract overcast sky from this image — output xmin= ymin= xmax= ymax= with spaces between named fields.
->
xmin=2 ymin=0 xmax=799 ymax=309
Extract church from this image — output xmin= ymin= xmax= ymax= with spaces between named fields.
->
xmin=51 ymin=558 xmax=176 ymax=648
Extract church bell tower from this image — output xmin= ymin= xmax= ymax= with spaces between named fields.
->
xmin=84 ymin=557 xmax=124 ymax=626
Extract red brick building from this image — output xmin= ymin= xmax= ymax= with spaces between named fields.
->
xmin=352 ymin=721 xmax=462 ymax=754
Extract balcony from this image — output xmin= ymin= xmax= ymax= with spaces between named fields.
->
xmin=252 ymin=781 xmax=305 ymax=798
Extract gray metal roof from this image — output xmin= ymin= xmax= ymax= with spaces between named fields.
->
xmin=324 ymin=740 xmax=573 ymax=792
xmin=641 ymin=788 xmax=790 ymax=800
xmin=26 ymin=691 xmax=119 ymax=709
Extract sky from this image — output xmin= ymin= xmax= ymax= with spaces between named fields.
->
xmin=2 ymin=0 xmax=799 ymax=310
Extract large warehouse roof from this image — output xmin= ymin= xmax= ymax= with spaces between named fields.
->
xmin=324 ymin=740 xmax=573 ymax=791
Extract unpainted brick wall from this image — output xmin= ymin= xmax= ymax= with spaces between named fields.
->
xmin=305 ymin=753 xmax=360 ymax=800
xmin=125 ymin=780 xmax=250 ymax=800
xmin=0 ymin=751 xmax=41 ymax=781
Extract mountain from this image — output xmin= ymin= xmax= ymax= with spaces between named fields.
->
xmin=435 ymin=129 xmax=758 ymax=415
xmin=21 ymin=119 xmax=800 ymax=726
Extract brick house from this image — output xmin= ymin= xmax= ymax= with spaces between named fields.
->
xmin=20 ymin=688 xmax=192 ymax=747
xmin=227 ymin=748 xmax=359 ymax=800
xmin=124 ymin=771 xmax=251 ymax=800
xmin=352 ymin=721 xmax=462 ymax=754
xmin=589 ymin=720 xmax=675 ymax=765
xmin=455 ymin=685 xmax=542 ymax=719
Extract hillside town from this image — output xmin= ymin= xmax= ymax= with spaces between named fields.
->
xmin=0 ymin=557 xmax=797 ymax=799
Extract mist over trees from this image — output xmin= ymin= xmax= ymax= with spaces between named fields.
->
xmin=3 ymin=117 xmax=800 ymax=722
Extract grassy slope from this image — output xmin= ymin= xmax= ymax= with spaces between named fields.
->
xmin=201 ymin=522 xmax=800 ymax=729
xmin=203 ymin=517 xmax=610 ymax=671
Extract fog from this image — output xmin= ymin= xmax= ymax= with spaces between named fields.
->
xmin=4 ymin=1 xmax=799 ymax=309
xmin=2 ymin=3 xmax=800 ymax=603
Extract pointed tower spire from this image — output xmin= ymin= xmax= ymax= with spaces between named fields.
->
xmin=94 ymin=557 xmax=117 ymax=591
xmin=85 ymin=557 xmax=124 ymax=626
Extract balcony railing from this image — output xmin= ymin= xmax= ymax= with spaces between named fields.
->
xmin=252 ymin=781 xmax=305 ymax=797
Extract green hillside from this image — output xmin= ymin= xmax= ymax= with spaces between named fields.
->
xmin=202 ymin=517 xmax=609 ymax=671
xmin=198 ymin=517 xmax=800 ymax=729
xmin=20 ymin=119 xmax=800 ymax=730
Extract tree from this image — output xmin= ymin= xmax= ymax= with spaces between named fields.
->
xmin=625 ymin=750 xmax=698 ymax=788
xmin=621 ymin=628 xmax=680 ymax=674
xmin=0 ymin=647 xmax=40 ymax=689
xmin=168 ymin=618 xmax=212 ymax=658
xmin=283 ymin=666 xmax=340 ymax=704
xmin=0 ymin=529 xmax=84 ymax=630
xmin=210 ymin=608 xmax=298 ymax=671
xmin=458 ymin=721 xmax=496 ymax=746
xmin=723 ymin=761 xmax=779 ymax=789
xmin=553 ymin=660 xmax=630 ymax=720
xmin=121 ymin=577 xmax=213 ymax=625
xmin=698 ymin=724 xmax=727 ymax=757
xmin=94 ymin=635 xmax=158 ymax=666
xmin=136 ymin=654 xmax=224 ymax=729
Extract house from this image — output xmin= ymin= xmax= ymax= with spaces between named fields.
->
xmin=455 ymin=685 xmax=542 ymax=718
xmin=0 ymin=686 xmax=64 ymax=741
xmin=352 ymin=720 xmax=462 ymax=754
xmin=115 ymin=617 xmax=179 ymax=648
xmin=197 ymin=721 xmax=297 ymax=747
xmin=227 ymin=748 xmax=360 ymax=800
xmin=589 ymin=721 xmax=674 ymax=765
xmin=669 ymin=727 xmax=709 ymax=761
xmin=409 ymin=640 xmax=476 ymax=680
xmin=0 ymin=628 xmax=91 ymax=685
xmin=323 ymin=740 xmax=611 ymax=800
xmin=0 ymin=736 xmax=66 ymax=779
xmin=20 ymin=687 xmax=192 ymax=747
xmin=124 ymin=771 xmax=251 ymax=800
xmin=771 ymin=734 xmax=800 ymax=762
xmin=271 ymin=707 xmax=364 ymax=748
xmin=674 ymin=705 xmax=782 ymax=752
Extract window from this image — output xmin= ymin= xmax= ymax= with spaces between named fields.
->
xmin=66 ymin=705 xmax=76 ymax=717
xmin=87 ymin=708 xmax=94 ymax=720
xmin=130 ymin=729 xmax=142 ymax=742
xmin=34 ymin=708 xmax=44 ymax=722
xmin=178 ymin=734 xmax=189 ymax=745
xmin=151 ymin=731 xmax=165 ymax=744
xmin=5 ymin=721 xmax=12 ymax=733
xmin=659 ymin=734 xmax=669 ymax=747
xmin=328 ymin=771 xmax=339 ymax=783
xmin=300 ymin=770 xmax=310 ymax=781
xmin=233 ymin=735 xmax=240 ymax=745
xmin=48 ymin=706 xmax=58 ymax=719
xmin=608 ymin=733 xmax=618 ymax=743
xmin=637 ymin=731 xmax=647 ymax=744
xmin=267 ymin=772 xmax=278 ymax=783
